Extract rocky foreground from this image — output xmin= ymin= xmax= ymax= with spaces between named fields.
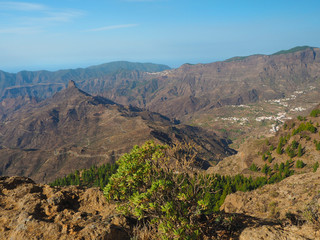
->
xmin=1 ymin=172 xmax=320 ymax=239
xmin=222 ymin=169 xmax=320 ymax=239
xmin=0 ymin=176 xmax=130 ymax=240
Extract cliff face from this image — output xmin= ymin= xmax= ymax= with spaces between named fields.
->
xmin=139 ymin=47 xmax=320 ymax=118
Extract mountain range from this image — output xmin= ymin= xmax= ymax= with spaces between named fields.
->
xmin=1 ymin=46 xmax=320 ymax=239
xmin=1 ymin=46 xmax=320 ymax=183
xmin=0 ymin=80 xmax=234 ymax=183
xmin=1 ymin=46 xmax=319 ymax=122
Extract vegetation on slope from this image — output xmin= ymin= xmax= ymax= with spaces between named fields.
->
xmin=272 ymin=46 xmax=313 ymax=55
xmin=245 ymin=106 xmax=320 ymax=178
xmin=51 ymin=141 xmax=295 ymax=239
xmin=50 ymin=163 xmax=117 ymax=188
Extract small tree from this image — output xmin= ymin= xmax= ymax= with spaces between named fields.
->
xmin=313 ymin=162 xmax=319 ymax=172
xmin=297 ymin=144 xmax=303 ymax=157
xmin=250 ymin=163 xmax=258 ymax=172
xmin=261 ymin=164 xmax=269 ymax=175
xmin=296 ymin=160 xmax=306 ymax=168
xmin=276 ymin=141 xmax=283 ymax=155
xmin=104 ymin=141 xmax=216 ymax=239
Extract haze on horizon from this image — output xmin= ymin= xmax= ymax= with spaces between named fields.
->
xmin=0 ymin=0 xmax=320 ymax=72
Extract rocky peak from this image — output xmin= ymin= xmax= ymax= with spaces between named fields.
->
xmin=68 ymin=80 xmax=76 ymax=88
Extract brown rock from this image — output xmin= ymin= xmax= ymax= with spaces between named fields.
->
xmin=0 ymin=176 xmax=130 ymax=240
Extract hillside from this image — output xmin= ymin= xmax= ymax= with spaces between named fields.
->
xmin=0 ymin=81 xmax=235 ymax=183
xmin=2 ymin=47 xmax=320 ymax=147
xmin=1 ymin=47 xmax=319 ymax=117
xmin=105 ymin=46 xmax=320 ymax=118
xmin=0 ymin=61 xmax=170 ymax=100
xmin=208 ymin=105 xmax=320 ymax=177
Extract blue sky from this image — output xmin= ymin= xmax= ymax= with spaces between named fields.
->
xmin=0 ymin=0 xmax=320 ymax=72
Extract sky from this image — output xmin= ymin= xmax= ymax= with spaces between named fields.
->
xmin=0 ymin=0 xmax=320 ymax=72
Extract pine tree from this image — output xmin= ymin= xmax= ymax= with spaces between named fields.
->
xmin=313 ymin=162 xmax=319 ymax=172
xmin=276 ymin=138 xmax=283 ymax=155
xmin=297 ymin=144 xmax=303 ymax=157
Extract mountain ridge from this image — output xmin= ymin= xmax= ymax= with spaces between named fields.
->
xmin=0 ymin=81 xmax=235 ymax=183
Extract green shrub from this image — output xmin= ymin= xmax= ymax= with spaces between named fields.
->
xmin=285 ymin=145 xmax=296 ymax=158
xmin=297 ymin=144 xmax=303 ymax=157
xmin=103 ymin=141 xmax=216 ymax=239
xmin=276 ymin=137 xmax=284 ymax=155
xmin=292 ymin=122 xmax=317 ymax=135
xmin=261 ymin=164 xmax=270 ymax=175
xmin=310 ymin=109 xmax=320 ymax=117
xmin=313 ymin=162 xmax=319 ymax=172
xmin=250 ymin=163 xmax=259 ymax=172
xmin=291 ymin=140 xmax=299 ymax=149
xmin=296 ymin=160 xmax=306 ymax=169
xmin=50 ymin=163 xmax=117 ymax=188
xmin=103 ymin=141 xmax=296 ymax=239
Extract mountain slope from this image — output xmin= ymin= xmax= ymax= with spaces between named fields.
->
xmin=208 ymin=104 xmax=320 ymax=176
xmin=139 ymin=46 xmax=320 ymax=118
xmin=0 ymin=61 xmax=170 ymax=100
xmin=1 ymin=47 xmax=320 ymax=121
xmin=0 ymin=81 xmax=235 ymax=183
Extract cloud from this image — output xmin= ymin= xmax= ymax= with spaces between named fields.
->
xmin=26 ymin=10 xmax=85 ymax=23
xmin=88 ymin=24 xmax=138 ymax=32
xmin=0 ymin=1 xmax=46 ymax=11
xmin=0 ymin=2 xmax=85 ymax=34
xmin=0 ymin=26 xmax=40 ymax=34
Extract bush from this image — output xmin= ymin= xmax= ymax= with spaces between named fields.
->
xmin=250 ymin=163 xmax=259 ymax=172
xmin=285 ymin=145 xmax=296 ymax=158
xmin=296 ymin=160 xmax=306 ymax=169
xmin=103 ymin=141 xmax=215 ymax=239
xmin=291 ymin=140 xmax=299 ymax=149
xmin=297 ymin=115 xmax=306 ymax=121
xmin=297 ymin=144 xmax=303 ymax=157
xmin=310 ymin=109 xmax=320 ymax=117
xmin=313 ymin=162 xmax=319 ymax=172
xmin=103 ymin=141 xmax=296 ymax=239
xmin=292 ymin=122 xmax=317 ymax=135
xmin=261 ymin=164 xmax=270 ymax=175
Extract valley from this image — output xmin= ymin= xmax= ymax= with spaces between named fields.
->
xmin=1 ymin=46 xmax=320 ymax=239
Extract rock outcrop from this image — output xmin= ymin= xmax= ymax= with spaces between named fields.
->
xmin=0 ymin=176 xmax=130 ymax=240
xmin=221 ymin=169 xmax=320 ymax=239
xmin=1 ymin=174 xmax=320 ymax=239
